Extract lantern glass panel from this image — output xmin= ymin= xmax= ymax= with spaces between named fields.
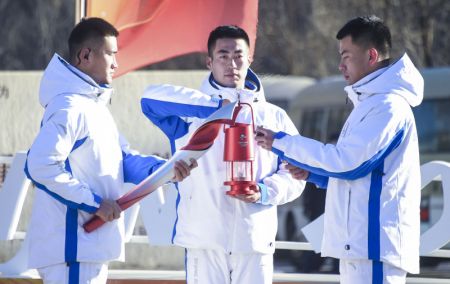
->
xmin=226 ymin=161 xmax=251 ymax=181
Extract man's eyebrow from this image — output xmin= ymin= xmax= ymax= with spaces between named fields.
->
xmin=216 ymin=49 xmax=230 ymax=54
xmin=216 ymin=49 xmax=244 ymax=54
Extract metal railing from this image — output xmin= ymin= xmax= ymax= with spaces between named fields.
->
xmin=121 ymin=236 xmax=450 ymax=283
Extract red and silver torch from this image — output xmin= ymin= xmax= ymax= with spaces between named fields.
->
xmin=223 ymin=102 xmax=258 ymax=196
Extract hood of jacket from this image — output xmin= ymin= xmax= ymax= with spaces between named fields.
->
xmin=345 ymin=53 xmax=424 ymax=108
xmin=39 ymin=53 xmax=113 ymax=108
xmin=199 ymin=68 xmax=266 ymax=104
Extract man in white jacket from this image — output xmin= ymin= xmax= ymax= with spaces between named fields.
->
xmin=25 ymin=18 xmax=195 ymax=284
xmin=256 ymin=16 xmax=423 ymax=284
xmin=141 ymin=25 xmax=304 ymax=283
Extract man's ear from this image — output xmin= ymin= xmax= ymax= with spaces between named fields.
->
xmin=78 ymin=47 xmax=91 ymax=65
xmin=206 ymin=56 xmax=212 ymax=70
xmin=248 ymin=54 xmax=253 ymax=65
xmin=368 ymin=48 xmax=379 ymax=65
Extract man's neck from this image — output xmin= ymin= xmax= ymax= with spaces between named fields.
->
xmin=376 ymin=58 xmax=391 ymax=70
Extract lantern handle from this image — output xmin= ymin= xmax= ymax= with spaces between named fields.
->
xmin=237 ymin=102 xmax=256 ymax=133
xmin=223 ymin=104 xmax=242 ymax=133
xmin=223 ymin=101 xmax=256 ymax=133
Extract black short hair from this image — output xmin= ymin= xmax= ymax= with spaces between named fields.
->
xmin=207 ymin=25 xmax=250 ymax=57
xmin=336 ymin=15 xmax=391 ymax=58
xmin=68 ymin=17 xmax=119 ymax=63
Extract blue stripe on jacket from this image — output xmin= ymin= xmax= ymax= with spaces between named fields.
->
xmin=64 ymin=157 xmax=79 ymax=264
xmin=271 ymin=127 xmax=404 ymax=180
xmin=171 ymin=183 xmax=181 ymax=243
xmin=65 ymin=206 xmax=78 ymax=263
xmin=141 ymin=98 xmax=218 ymax=141
xmin=306 ymin=172 xmax=329 ymax=189
xmin=24 ymin=145 xmax=101 ymax=214
xmin=368 ymin=162 xmax=384 ymax=261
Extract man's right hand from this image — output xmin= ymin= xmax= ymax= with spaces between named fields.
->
xmin=95 ymin=199 xmax=122 ymax=222
xmin=221 ymin=99 xmax=231 ymax=106
xmin=255 ymin=126 xmax=275 ymax=150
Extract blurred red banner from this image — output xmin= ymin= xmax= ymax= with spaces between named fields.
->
xmin=86 ymin=0 xmax=258 ymax=77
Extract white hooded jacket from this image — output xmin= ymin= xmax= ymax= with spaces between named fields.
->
xmin=25 ymin=54 xmax=165 ymax=268
xmin=141 ymin=70 xmax=304 ymax=254
xmin=271 ymin=54 xmax=423 ymax=273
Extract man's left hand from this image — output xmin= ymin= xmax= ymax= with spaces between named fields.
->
xmin=232 ymin=186 xmax=261 ymax=203
xmin=173 ymin=158 xmax=198 ymax=182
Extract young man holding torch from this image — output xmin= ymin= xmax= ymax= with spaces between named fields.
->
xmin=25 ymin=18 xmax=196 ymax=283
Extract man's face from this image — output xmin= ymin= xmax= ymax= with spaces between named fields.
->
xmin=206 ymin=38 xmax=252 ymax=89
xmin=86 ymin=35 xmax=118 ymax=85
xmin=338 ymin=35 xmax=371 ymax=85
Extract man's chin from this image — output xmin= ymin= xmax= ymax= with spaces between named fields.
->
xmin=105 ymin=77 xmax=113 ymax=85
xmin=345 ymin=78 xmax=354 ymax=85
xmin=219 ymin=80 xmax=238 ymax=88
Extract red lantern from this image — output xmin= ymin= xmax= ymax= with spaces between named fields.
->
xmin=223 ymin=102 xmax=258 ymax=196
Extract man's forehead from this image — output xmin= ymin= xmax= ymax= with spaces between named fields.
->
xmin=339 ymin=37 xmax=354 ymax=53
xmin=214 ymin=38 xmax=248 ymax=52
xmin=102 ymin=36 xmax=118 ymax=50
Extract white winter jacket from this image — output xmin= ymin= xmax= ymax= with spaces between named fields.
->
xmin=141 ymin=70 xmax=304 ymax=254
xmin=25 ymin=54 xmax=165 ymax=268
xmin=272 ymin=54 xmax=423 ymax=273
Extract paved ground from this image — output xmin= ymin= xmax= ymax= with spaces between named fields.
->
xmin=275 ymin=255 xmax=450 ymax=280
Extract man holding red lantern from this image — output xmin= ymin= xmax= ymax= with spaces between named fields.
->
xmin=141 ymin=25 xmax=304 ymax=284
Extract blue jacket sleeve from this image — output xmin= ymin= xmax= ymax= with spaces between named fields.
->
xmin=306 ymin=172 xmax=329 ymax=189
xmin=122 ymin=151 xmax=166 ymax=185
xmin=141 ymin=85 xmax=223 ymax=141
xmin=271 ymin=127 xmax=404 ymax=181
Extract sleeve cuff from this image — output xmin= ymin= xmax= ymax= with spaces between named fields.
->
xmin=274 ymin=131 xmax=288 ymax=140
xmin=93 ymin=193 xmax=103 ymax=206
xmin=256 ymin=183 xmax=269 ymax=205
xmin=218 ymin=99 xmax=223 ymax=108
xmin=306 ymin=172 xmax=329 ymax=189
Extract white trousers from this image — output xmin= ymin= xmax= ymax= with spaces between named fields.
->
xmin=185 ymin=248 xmax=273 ymax=284
xmin=37 ymin=262 xmax=108 ymax=284
xmin=339 ymin=259 xmax=407 ymax=284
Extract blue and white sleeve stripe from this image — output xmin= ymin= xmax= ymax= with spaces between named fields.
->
xmin=272 ymin=128 xmax=405 ymax=180
xmin=141 ymin=84 xmax=222 ymax=141
xmin=122 ymin=151 xmax=166 ymax=185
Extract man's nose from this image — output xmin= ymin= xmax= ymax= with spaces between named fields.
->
xmin=228 ymin=58 xmax=238 ymax=68
xmin=112 ymin=56 xmax=119 ymax=69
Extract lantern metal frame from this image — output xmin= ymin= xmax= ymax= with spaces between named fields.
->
xmin=223 ymin=101 xmax=258 ymax=196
